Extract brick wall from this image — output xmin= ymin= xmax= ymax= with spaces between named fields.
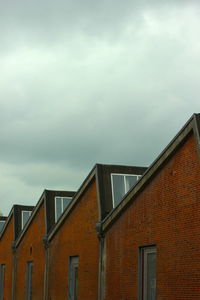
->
xmin=15 ymin=203 xmax=46 ymax=300
xmin=47 ymin=178 xmax=99 ymax=300
xmin=0 ymin=215 xmax=14 ymax=300
xmin=105 ymin=134 xmax=200 ymax=300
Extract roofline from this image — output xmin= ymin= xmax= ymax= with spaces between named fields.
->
xmin=102 ymin=113 xmax=200 ymax=233
xmin=47 ymin=165 xmax=97 ymax=241
xmin=0 ymin=207 xmax=14 ymax=241
xmin=0 ymin=204 xmax=35 ymax=242
xmin=15 ymin=189 xmax=77 ymax=247
xmin=15 ymin=191 xmax=45 ymax=248
xmin=47 ymin=163 xmax=148 ymax=241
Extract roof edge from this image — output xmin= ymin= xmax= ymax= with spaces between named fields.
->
xmin=102 ymin=113 xmax=199 ymax=233
xmin=14 ymin=191 xmax=46 ymax=248
xmin=47 ymin=165 xmax=97 ymax=242
xmin=0 ymin=207 xmax=14 ymax=241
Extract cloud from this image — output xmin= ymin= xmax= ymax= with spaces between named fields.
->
xmin=0 ymin=1 xmax=200 ymax=214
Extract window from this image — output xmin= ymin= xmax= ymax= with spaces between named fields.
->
xmin=111 ymin=174 xmax=141 ymax=207
xmin=0 ymin=221 xmax=5 ymax=232
xmin=0 ymin=264 xmax=5 ymax=300
xmin=140 ymin=246 xmax=157 ymax=300
xmin=22 ymin=211 xmax=32 ymax=229
xmin=68 ymin=256 xmax=79 ymax=300
xmin=55 ymin=197 xmax=72 ymax=222
xmin=26 ymin=261 xmax=33 ymax=300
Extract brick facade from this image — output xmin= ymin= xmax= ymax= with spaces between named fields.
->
xmin=0 ymin=114 xmax=199 ymax=300
xmin=103 ymin=133 xmax=200 ymax=299
xmin=47 ymin=179 xmax=99 ymax=300
xmin=14 ymin=203 xmax=46 ymax=300
xmin=0 ymin=215 xmax=14 ymax=300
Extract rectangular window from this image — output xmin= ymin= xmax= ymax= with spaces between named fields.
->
xmin=0 ymin=221 xmax=5 ymax=232
xmin=0 ymin=264 xmax=5 ymax=300
xmin=68 ymin=256 xmax=79 ymax=300
xmin=22 ymin=211 xmax=32 ymax=229
xmin=55 ymin=197 xmax=72 ymax=222
xmin=140 ymin=246 xmax=157 ymax=300
xmin=111 ymin=174 xmax=141 ymax=207
xmin=26 ymin=261 xmax=33 ymax=300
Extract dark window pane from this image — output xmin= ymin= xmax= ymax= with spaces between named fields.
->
xmin=22 ymin=211 xmax=31 ymax=229
xmin=69 ymin=256 xmax=79 ymax=300
xmin=147 ymin=252 xmax=156 ymax=300
xmin=74 ymin=266 xmax=78 ymax=300
xmin=0 ymin=221 xmax=5 ymax=232
xmin=125 ymin=175 xmax=138 ymax=192
xmin=0 ymin=264 xmax=5 ymax=300
xmin=112 ymin=175 xmax=125 ymax=207
xmin=141 ymin=247 xmax=157 ymax=300
xmin=27 ymin=262 xmax=33 ymax=300
xmin=55 ymin=197 xmax=62 ymax=221
xmin=63 ymin=197 xmax=72 ymax=210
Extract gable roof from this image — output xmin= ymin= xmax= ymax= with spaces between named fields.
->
xmin=15 ymin=189 xmax=76 ymax=248
xmin=101 ymin=113 xmax=200 ymax=233
xmin=48 ymin=163 xmax=147 ymax=241
xmin=0 ymin=205 xmax=35 ymax=242
xmin=47 ymin=166 xmax=97 ymax=241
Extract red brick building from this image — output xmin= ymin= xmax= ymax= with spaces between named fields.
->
xmin=100 ymin=113 xmax=200 ymax=300
xmin=0 ymin=205 xmax=34 ymax=300
xmin=46 ymin=164 xmax=146 ymax=300
xmin=0 ymin=114 xmax=199 ymax=300
xmin=13 ymin=190 xmax=75 ymax=300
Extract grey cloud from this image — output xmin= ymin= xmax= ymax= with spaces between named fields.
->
xmin=0 ymin=1 xmax=200 ymax=214
xmin=0 ymin=0 xmax=199 ymax=48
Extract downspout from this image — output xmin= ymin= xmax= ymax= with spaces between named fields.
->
xmin=43 ymin=236 xmax=50 ymax=300
xmin=96 ymin=222 xmax=106 ymax=300
xmin=11 ymin=242 xmax=17 ymax=300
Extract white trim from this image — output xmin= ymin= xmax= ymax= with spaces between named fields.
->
xmin=143 ymin=247 xmax=157 ymax=300
xmin=111 ymin=173 xmax=141 ymax=207
xmin=54 ymin=196 xmax=72 ymax=222
xmin=21 ymin=210 xmax=32 ymax=230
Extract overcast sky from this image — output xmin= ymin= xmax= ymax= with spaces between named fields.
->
xmin=0 ymin=0 xmax=200 ymax=214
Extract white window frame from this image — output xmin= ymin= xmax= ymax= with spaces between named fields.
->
xmin=21 ymin=211 xmax=32 ymax=230
xmin=54 ymin=196 xmax=72 ymax=222
xmin=0 ymin=221 xmax=5 ymax=231
xmin=141 ymin=246 xmax=157 ymax=300
xmin=111 ymin=173 xmax=141 ymax=207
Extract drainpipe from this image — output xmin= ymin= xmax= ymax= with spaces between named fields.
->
xmin=11 ymin=242 xmax=17 ymax=300
xmin=43 ymin=236 xmax=50 ymax=300
xmin=96 ymin=222 xmax=106 ymax=300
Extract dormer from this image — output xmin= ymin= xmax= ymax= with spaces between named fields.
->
xmin=96 ymin=164 xmax=147 ymax=219
xmin=44 ymin=190 xmax=76 ymax=233
xmin=13 ymin=205 xmax=35 ymax=239
xmin=111 ymin=173 xmax=141 ymax=207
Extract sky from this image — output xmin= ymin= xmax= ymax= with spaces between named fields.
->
xmin=0 ymin=0 xmax=200 ymax=214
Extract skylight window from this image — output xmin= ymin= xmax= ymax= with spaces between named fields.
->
xmin=111 ymin=174 xmax=141 ymax=207
xmin=55 ymin=197 xmax=72 ymax=222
